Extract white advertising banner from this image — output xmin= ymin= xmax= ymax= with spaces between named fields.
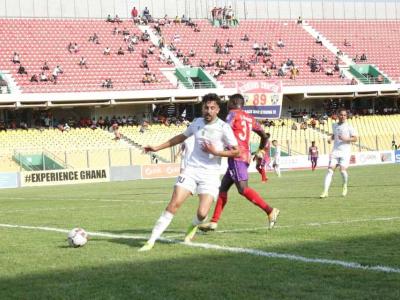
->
xmin=20 ymin=168 xmax=110 ymax=187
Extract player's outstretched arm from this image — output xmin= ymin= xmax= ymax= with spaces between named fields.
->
xmin=144 ymin=134 xmax=187 ymax=153
xmin=202 ymin=143 xmax=240 ymax=158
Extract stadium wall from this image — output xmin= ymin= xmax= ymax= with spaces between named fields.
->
xmin=0 ymin=0 xmax=399 ymax=20
xmin=0 ymin=150 xmax=397 ymax=188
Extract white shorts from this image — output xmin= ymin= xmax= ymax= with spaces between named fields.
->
xmin=329 ymin=152 xmax=351 ymax=168
xmin=175 ymin=167 xmax=220 ymax=200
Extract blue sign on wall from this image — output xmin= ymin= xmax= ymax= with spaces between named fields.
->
xmin=0 ymin=173 xmax=19 ymax=189
xmin=395 ymin=150 xmax=400 ymax=163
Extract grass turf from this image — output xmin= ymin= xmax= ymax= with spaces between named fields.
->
xmin=0 ymin=164 xmax=399 ymax=299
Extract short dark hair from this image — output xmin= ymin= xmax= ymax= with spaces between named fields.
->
xmin=266 ymin=132 xmax=271 ymax=139
xmin=228 ymin=93 xmax=245 ymax=108
xmin=337 ymin=108 xmax=347 ymax=114
xmin=272 ymin=139 xmax=277 ymax=143
xmin=202 ymin=93 xmax=221 ymax=107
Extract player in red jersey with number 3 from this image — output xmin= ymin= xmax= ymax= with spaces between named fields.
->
xmin=199 ymin=94 xmax=280 ymax=232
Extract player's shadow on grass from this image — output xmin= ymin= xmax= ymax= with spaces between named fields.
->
xmin=1 ymin=232 xmax=400 ymax=299
xmin=102 ymin=228 xmax=184 ymax=235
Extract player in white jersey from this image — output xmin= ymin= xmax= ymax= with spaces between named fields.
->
xmin=138 ymin=94 xmax=239 ymax=251
xmin=271 ymin=140 xmax=281 ymax=177
xmin=320 ymin=108 xmax=357 ymax=198
xmin=176 ymin=135 xmax=195 ymax=172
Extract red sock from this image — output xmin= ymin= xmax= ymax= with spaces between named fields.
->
xmin=211 ymin=192 xmax=228 ymax=223
xmin=261 ymin=168 xmax=267 ymax=182
xmin=242 ymin=187 xmax=273 ymax=214
xmin=256 ymin=165 xmax=263 ymax=180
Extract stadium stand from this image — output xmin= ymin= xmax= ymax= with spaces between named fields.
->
xmin=0 ymin=127 xmax=151 ymax=170
xmin=160 ymin=20 xmax=348 ymax=87
xmin=310 ymin=20 xmax=400 ymax=82
xmin=0 ymin=18 xmax=174 ymax=93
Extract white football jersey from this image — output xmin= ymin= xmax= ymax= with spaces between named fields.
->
xmin=332 ymin=122 xmax=357 ymax=154
xmin=183 ymin=117 xmax=238 ymax=172
xmin=181 ymin=135 xmax=195 ymax=169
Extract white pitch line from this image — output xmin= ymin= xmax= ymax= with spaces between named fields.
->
xmin=0 ymin=223 xmax=399 ymax=274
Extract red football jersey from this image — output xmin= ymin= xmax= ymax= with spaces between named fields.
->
xmin=226 ymin=109 xmax=263 ymax=162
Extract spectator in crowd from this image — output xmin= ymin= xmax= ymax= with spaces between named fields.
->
xmin=143 ymin=7 xmax=151 ymax=20
xmin=89 ymin=33 xmax=99 ymax=44
xmin=117 ymin=47 xmax=125 ymax=55
xmin=141 ymin=30 xmax=150 ymax=41
xmin=17 ymin=65 xmax=28 ymax=75
xmin=113 ymin=27 xmax=121 ymax=35
xmin=392 ymin=141 xmax=398 ymax=151
xmin=52 ymin=65 xmax=63 ymax=83
xmin=142 ymin=74 xmax=151 ymax=84
xmin=40 ymin=72 xmax=48 ymax=81
xmin=360 ymin=53 xmax=367 ymax=61
xmin=114 ymin=15 xmax=122 ymax=24
xmin=169 ymin=43 xmax=177 ymax=51
xmin=325 ymin=67 xmax=334 ymax=76
xmin=248 ymin=66 xmax=256 ymax=77
xmin=290 ymin=66 xmax=299 ymax=80
xmin=131 ymin=6 xmax=138 ymax=20
xmin=30 ymin=74 xmax=39 ymax=82
xmin=193 ymin=23 xmax=201 ymax=32
xmin=128 ymin=43 xmax=135 ymax=53
xmin=223 ymin=45 xmax=230 ymax=54
xmin=122 ymin=28 xmax=130 ymax=36
xmin=316 ymin=35 xmax=322 ymax=45
xmin=182 ymin=56 xmax=190 ymax=65
xmin=102 ymin=78 xmax=113 ymax=88
xmin=350 ymin=78 xmax=358 ymax=85
xmin=242 ymin=34 xmax=249 ymax=41
xmin=297 ymin=16 xmax=303 ymax=24
xmin=79 ymin=57 xmax=88 ymax=68
xmin=198 ymin=59 xmax=206 ymax=68
xmin=166 ymin=56 xmax=173 ymax=65
xmin=141 ymin=59 xmax=149 ymax=68
xmin=42 ymin=61 xmax=50 ymax=71
xmin=103 ymin=47 xmax=111 ymax=55
xmin=344 ymin=39 xmax=351 ymax=47
xmin=376 ymin=74 xmax=384 ymax=83
xmin=148 ymin=45 xmax=156 ymax=54
xmin=12 ymin=52 xmax=20 ymax=64
xmin=112 ymin=123 xmax=121 ymax=140
xmin=188 ymin=49 xmax=196 ymax=57
xmin=71 ymin=43 xmax=79 ymax=53
xmin=106 ymin=14 xmax=113 ymax=22
xmin=291 ymin=122 xmax=298 ymax=130
xmin=277 ymin=38 xmax=285 ymax=48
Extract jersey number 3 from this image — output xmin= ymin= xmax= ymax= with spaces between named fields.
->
xmin=238 ymin=120 xmax=252 ymax=141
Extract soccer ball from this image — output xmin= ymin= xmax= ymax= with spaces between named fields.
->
xmin=67 ymin=228 xmax=88 ymax=247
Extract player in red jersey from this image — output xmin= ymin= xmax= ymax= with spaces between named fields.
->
xmin=255 ymin=132 xmax=271 ymax=182
xmin=308 ymin=141 xmax=319 ymax=171
xmin=199 ymin=94 xmax=280 ymax=232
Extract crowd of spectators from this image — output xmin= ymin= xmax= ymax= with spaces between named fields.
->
xmin=211 ymin=6 xmax=239 ymax=28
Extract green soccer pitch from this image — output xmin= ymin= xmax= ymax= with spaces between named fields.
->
xmin=0 ymin=164 xmax=399 ymax=299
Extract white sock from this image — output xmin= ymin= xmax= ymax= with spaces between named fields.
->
xmin=275 ymin=167 xmax=281 ymax=177
xmin=192 ymin=215 xmax=206 ymax=226
xmin=340 ymin=170 xmax=348 ymax=186
xmin=324 ymin=169 xmax=334 ymax=193
xmin=148 ymin=210 xmax=174 ymax=244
